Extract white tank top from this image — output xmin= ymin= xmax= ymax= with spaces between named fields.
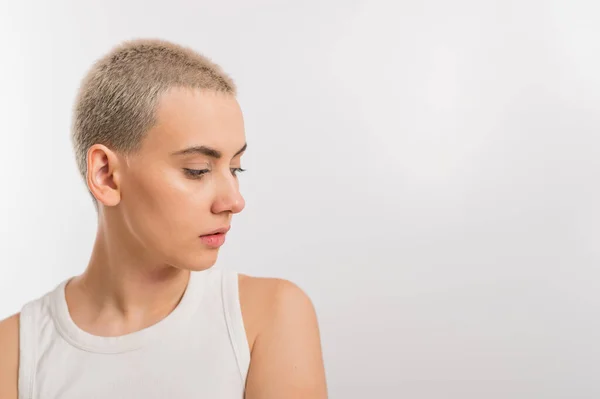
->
xmin=17 ymin=268 xmax=250 ymax=399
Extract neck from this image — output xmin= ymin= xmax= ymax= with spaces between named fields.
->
xmin=66 ymin=218 xmax=190 ymax=336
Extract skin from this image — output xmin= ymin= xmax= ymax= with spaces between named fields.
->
xmin=0 ymin=87 xmax=327 ymax=398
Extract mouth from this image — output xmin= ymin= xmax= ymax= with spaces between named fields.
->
xmin=199 ymin=226 xmax=230 ymax=248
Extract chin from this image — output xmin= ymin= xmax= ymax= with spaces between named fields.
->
xmin=175 ymin=250 xmax=220 ymax=272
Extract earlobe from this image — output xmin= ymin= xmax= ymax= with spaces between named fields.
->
xmin=86 ymin=144 xmax=121 ymax=207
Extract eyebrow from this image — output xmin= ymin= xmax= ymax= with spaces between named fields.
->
xmin=171 ymin=143 xmax=247 ymax=159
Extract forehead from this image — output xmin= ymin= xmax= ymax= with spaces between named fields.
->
xmin=143 ymin=87 xmax=245 ymax=154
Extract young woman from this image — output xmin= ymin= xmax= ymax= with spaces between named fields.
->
xmin=0 ymin=38 xmax=327 ymax=398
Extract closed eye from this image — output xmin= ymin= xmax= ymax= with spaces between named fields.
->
xmin=184 ymin=168 xmax=246 ymax=180
xmin=183 ymin=168 xmax=209 ymax=179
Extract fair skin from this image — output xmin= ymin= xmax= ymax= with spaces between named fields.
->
xmin=0 ymin=87 xmax=327 ymax=398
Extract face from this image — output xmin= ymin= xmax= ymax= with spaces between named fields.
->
xmin=106 ymin=88 xmax=246 ymax=271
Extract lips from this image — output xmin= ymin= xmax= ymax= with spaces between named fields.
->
xmin=201 ymin=226 xmax=231 ymax=236
xmin=199 ymin=226 xmax=230 ymax=248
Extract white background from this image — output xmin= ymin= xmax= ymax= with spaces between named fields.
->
xmin=1 ymin=1 xmax=600 ymax=397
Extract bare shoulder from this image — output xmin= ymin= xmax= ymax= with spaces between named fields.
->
xmin=0 ymin=313 xmax=20 ymax=399
xmin=238 ymin=275 xmax=327 ymax=399
xmin=237 ymin=275 xmax=316 ymax=348
xmin=238 ymin=274 xmax=315 ymax=312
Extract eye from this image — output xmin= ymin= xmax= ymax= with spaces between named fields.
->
xmin=231 ymin=167 xmax=246 ymax=177
xmin=183 ymin=168 xmax=210 ymax=179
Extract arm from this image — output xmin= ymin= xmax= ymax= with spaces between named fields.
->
xmin=0 ymin=313 xmax=20 ymax=399
xmin=241 ymin=277 xmax=327 ymax=399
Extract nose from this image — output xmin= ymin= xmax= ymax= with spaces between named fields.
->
xmin=211 ymin=171 xmax=245 ymax=215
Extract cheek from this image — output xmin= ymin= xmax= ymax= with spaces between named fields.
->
xmin=133 ymin=172 xmax=215 ymax=229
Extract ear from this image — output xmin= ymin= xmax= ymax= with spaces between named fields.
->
xmin=86 ymin=144 xmax=122 ymax=207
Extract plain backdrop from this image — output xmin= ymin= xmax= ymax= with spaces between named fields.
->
xmin=1 ymin=1 xmax=599 ymax=398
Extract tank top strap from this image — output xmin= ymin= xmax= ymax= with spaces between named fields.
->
xmin=18 ymin=295 xmax=49 ymax=399
xmin=221 ymin=270 xmax=251 ymax=383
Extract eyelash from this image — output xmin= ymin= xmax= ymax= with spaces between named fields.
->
xmin=183 ymin=168 xmax=246 ymax=179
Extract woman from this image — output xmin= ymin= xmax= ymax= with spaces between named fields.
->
xmin=0 ymin=38 xmax=327 ymax=398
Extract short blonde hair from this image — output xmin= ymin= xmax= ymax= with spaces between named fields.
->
xmin=71 ymin=38 xmax=236 ymax=188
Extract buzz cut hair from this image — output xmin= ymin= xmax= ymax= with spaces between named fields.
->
xmin=71 ymin=38 xmax=236 ymax=194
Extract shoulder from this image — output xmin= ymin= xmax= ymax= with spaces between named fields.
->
xmin=238 ymin=274 xmax=313 ymax=310
xmin=0 ymin=313 xmax=20 ymax=399
xmin=238 ymin=275 xmax=316 ymax=347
